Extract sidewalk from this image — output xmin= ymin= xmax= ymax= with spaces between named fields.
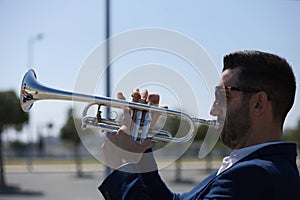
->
xmin=2 ymin=158 xmax=300 ymax=199
xmin=1 ymin=160 xmax=220 ymax=200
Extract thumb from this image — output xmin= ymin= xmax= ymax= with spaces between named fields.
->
xmin=140 ymin=138 xmax=153 ymax=151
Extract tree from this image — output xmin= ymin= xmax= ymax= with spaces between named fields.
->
xmin=284 ymin=119 xmax=300 ymax=148
xmin=160 ymin=116 xmax=210 ymax=182
xmin=60 ymin=108 xmax=83 ymax=177
xmin=159 ymin=116 xmax=182 ymax=182
xmin=284 ymin=119 xmax=300 ymax=169
xmin=0 ymin=90 xmax=29 ymax=187
xmin=161 ymin=116 xmax=222 ymax=182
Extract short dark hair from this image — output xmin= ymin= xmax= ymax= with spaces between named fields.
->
xmin=223 ymin=50 xmax=296 ymax=124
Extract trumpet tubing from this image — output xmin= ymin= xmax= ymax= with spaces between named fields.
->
xmin=20 ymin=69 xmax=217 ymax=143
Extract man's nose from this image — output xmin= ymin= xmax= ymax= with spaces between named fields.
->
xmin=210 ymin=101 xmax=223 ymax=116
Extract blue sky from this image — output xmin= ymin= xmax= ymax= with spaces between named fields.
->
xmin=1 ymin=0 xmax=300 ymax=141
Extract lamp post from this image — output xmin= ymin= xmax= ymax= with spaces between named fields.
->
xmin=26 ymin=33 xmax=44 ymax=172
xmin=104 ymin=0 xmax=112 ymax=178
xmin=27 ymin=33 xmax=44 ymax=69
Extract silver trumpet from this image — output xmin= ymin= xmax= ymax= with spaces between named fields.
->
xmin=20 ymin=69 xmax=217 ymax=143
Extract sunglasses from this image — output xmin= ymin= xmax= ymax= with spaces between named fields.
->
xmin=215 ymin=86 xmax=263 ymax=105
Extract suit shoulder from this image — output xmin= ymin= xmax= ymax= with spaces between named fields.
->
xmin=223 ymin=159 xmax=273 ymax=180
xmin=206 ymin=161 xmax=273 ymax=200
xmin=217 ymin=158 xmax=300 ymax=199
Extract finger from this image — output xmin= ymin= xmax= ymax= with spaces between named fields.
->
xmin=147 ymin=94 xmax=161 ymax=127
xmin=132 ymin=88 xmax=140 ymax=93
xmin=140 ymin=89 xmax=148 ymax=104
xmin=107 ymin=130 xmax=118 ymax=142
xmin=160 ymin=105 xmax=168 ymax=109
xmin=122 ymin=109 xmax=132 ymax=128
xmin=117 ymin=92 xmax=126 ymax=100
xmin=130 ymin=88 xmax=141 ymax=137
xmin=147 ymin=94 xmax=160 ymax=106
xmin=119 ymin=124 xmax=131 ymax=135
xmin=116 ymin=92 xmax=132 ymax=129
xmin=131 ymin=88 xmax=141 ymax=102
xmin=140 ymin=138 xmax=153 ymax=150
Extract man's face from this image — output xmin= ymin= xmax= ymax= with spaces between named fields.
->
xmin=210 ymin=69 xmax=252 ymax=149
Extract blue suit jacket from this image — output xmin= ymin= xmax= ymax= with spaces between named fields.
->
xmin=99 ymin=143 xmax=300 ymax=200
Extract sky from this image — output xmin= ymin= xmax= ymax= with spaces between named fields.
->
xmin=1 ymin=0 xmax=300 ymax=142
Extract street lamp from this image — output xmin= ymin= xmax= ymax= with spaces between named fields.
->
xmin=27 ymin=33 xmax=44 ymax=69
xmin=26 ymin=33 xmax=44 ymax=172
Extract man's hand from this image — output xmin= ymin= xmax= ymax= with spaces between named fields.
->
xmin=102 ymin=128 xmax=152 ymax=170
xmin=101 ymin=88 xmax=165 ymax=170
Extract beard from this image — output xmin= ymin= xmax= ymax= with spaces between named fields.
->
xmin=220 ymin=99 xmax=251 ymax=149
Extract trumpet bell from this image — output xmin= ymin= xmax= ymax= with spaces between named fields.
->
xmin=20 ymin=69 xmax=38 ymax=112
xmin=20 ymin=69 xmax=74 ymax=112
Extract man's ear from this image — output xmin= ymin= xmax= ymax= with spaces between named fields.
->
xmin=251 ymin=91 xmax=269 ymax=116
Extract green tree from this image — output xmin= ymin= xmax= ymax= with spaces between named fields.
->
xmin=60 ymin=108 xmax=83 ymax=177
xmin=161 ymin=116 xmax=224 ymax=182
xmin=159 ymin=116 xmax=182 ymax=182
xmin=284 ymin=119 xmax=300 ymax=148
xmin=160 ymin=116 xmax=211 ymax=182
xmin=0 ymin=90 xmax=29 ymax=187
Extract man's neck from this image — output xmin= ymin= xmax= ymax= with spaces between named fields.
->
xmin=234 ymin=125 xmax=282 ymax=150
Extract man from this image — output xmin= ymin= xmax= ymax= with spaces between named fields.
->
xmin=99 ymin=50 xmax=300 ymax=199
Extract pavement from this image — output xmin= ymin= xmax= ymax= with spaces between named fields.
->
xmin=3 ymin=158 xmax=299 ymax=200
xmin=0 ymin=160 xmax=220 ymax=200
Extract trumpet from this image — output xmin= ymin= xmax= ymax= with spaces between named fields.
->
xmin=20 ymin=69 xmax=217 ymax=143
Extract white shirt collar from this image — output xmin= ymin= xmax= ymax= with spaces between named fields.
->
xmin=217 ymin=141 xmax=283 ymax=175
xmin=230 ymin=141 xmax=283 ymax=161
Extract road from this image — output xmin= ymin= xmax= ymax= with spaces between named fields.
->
xmin=0 ymin=160 xmax=220 ymax=200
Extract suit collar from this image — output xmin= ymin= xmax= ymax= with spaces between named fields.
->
xmin=239 ymin=142 xmax=297 ymax=162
